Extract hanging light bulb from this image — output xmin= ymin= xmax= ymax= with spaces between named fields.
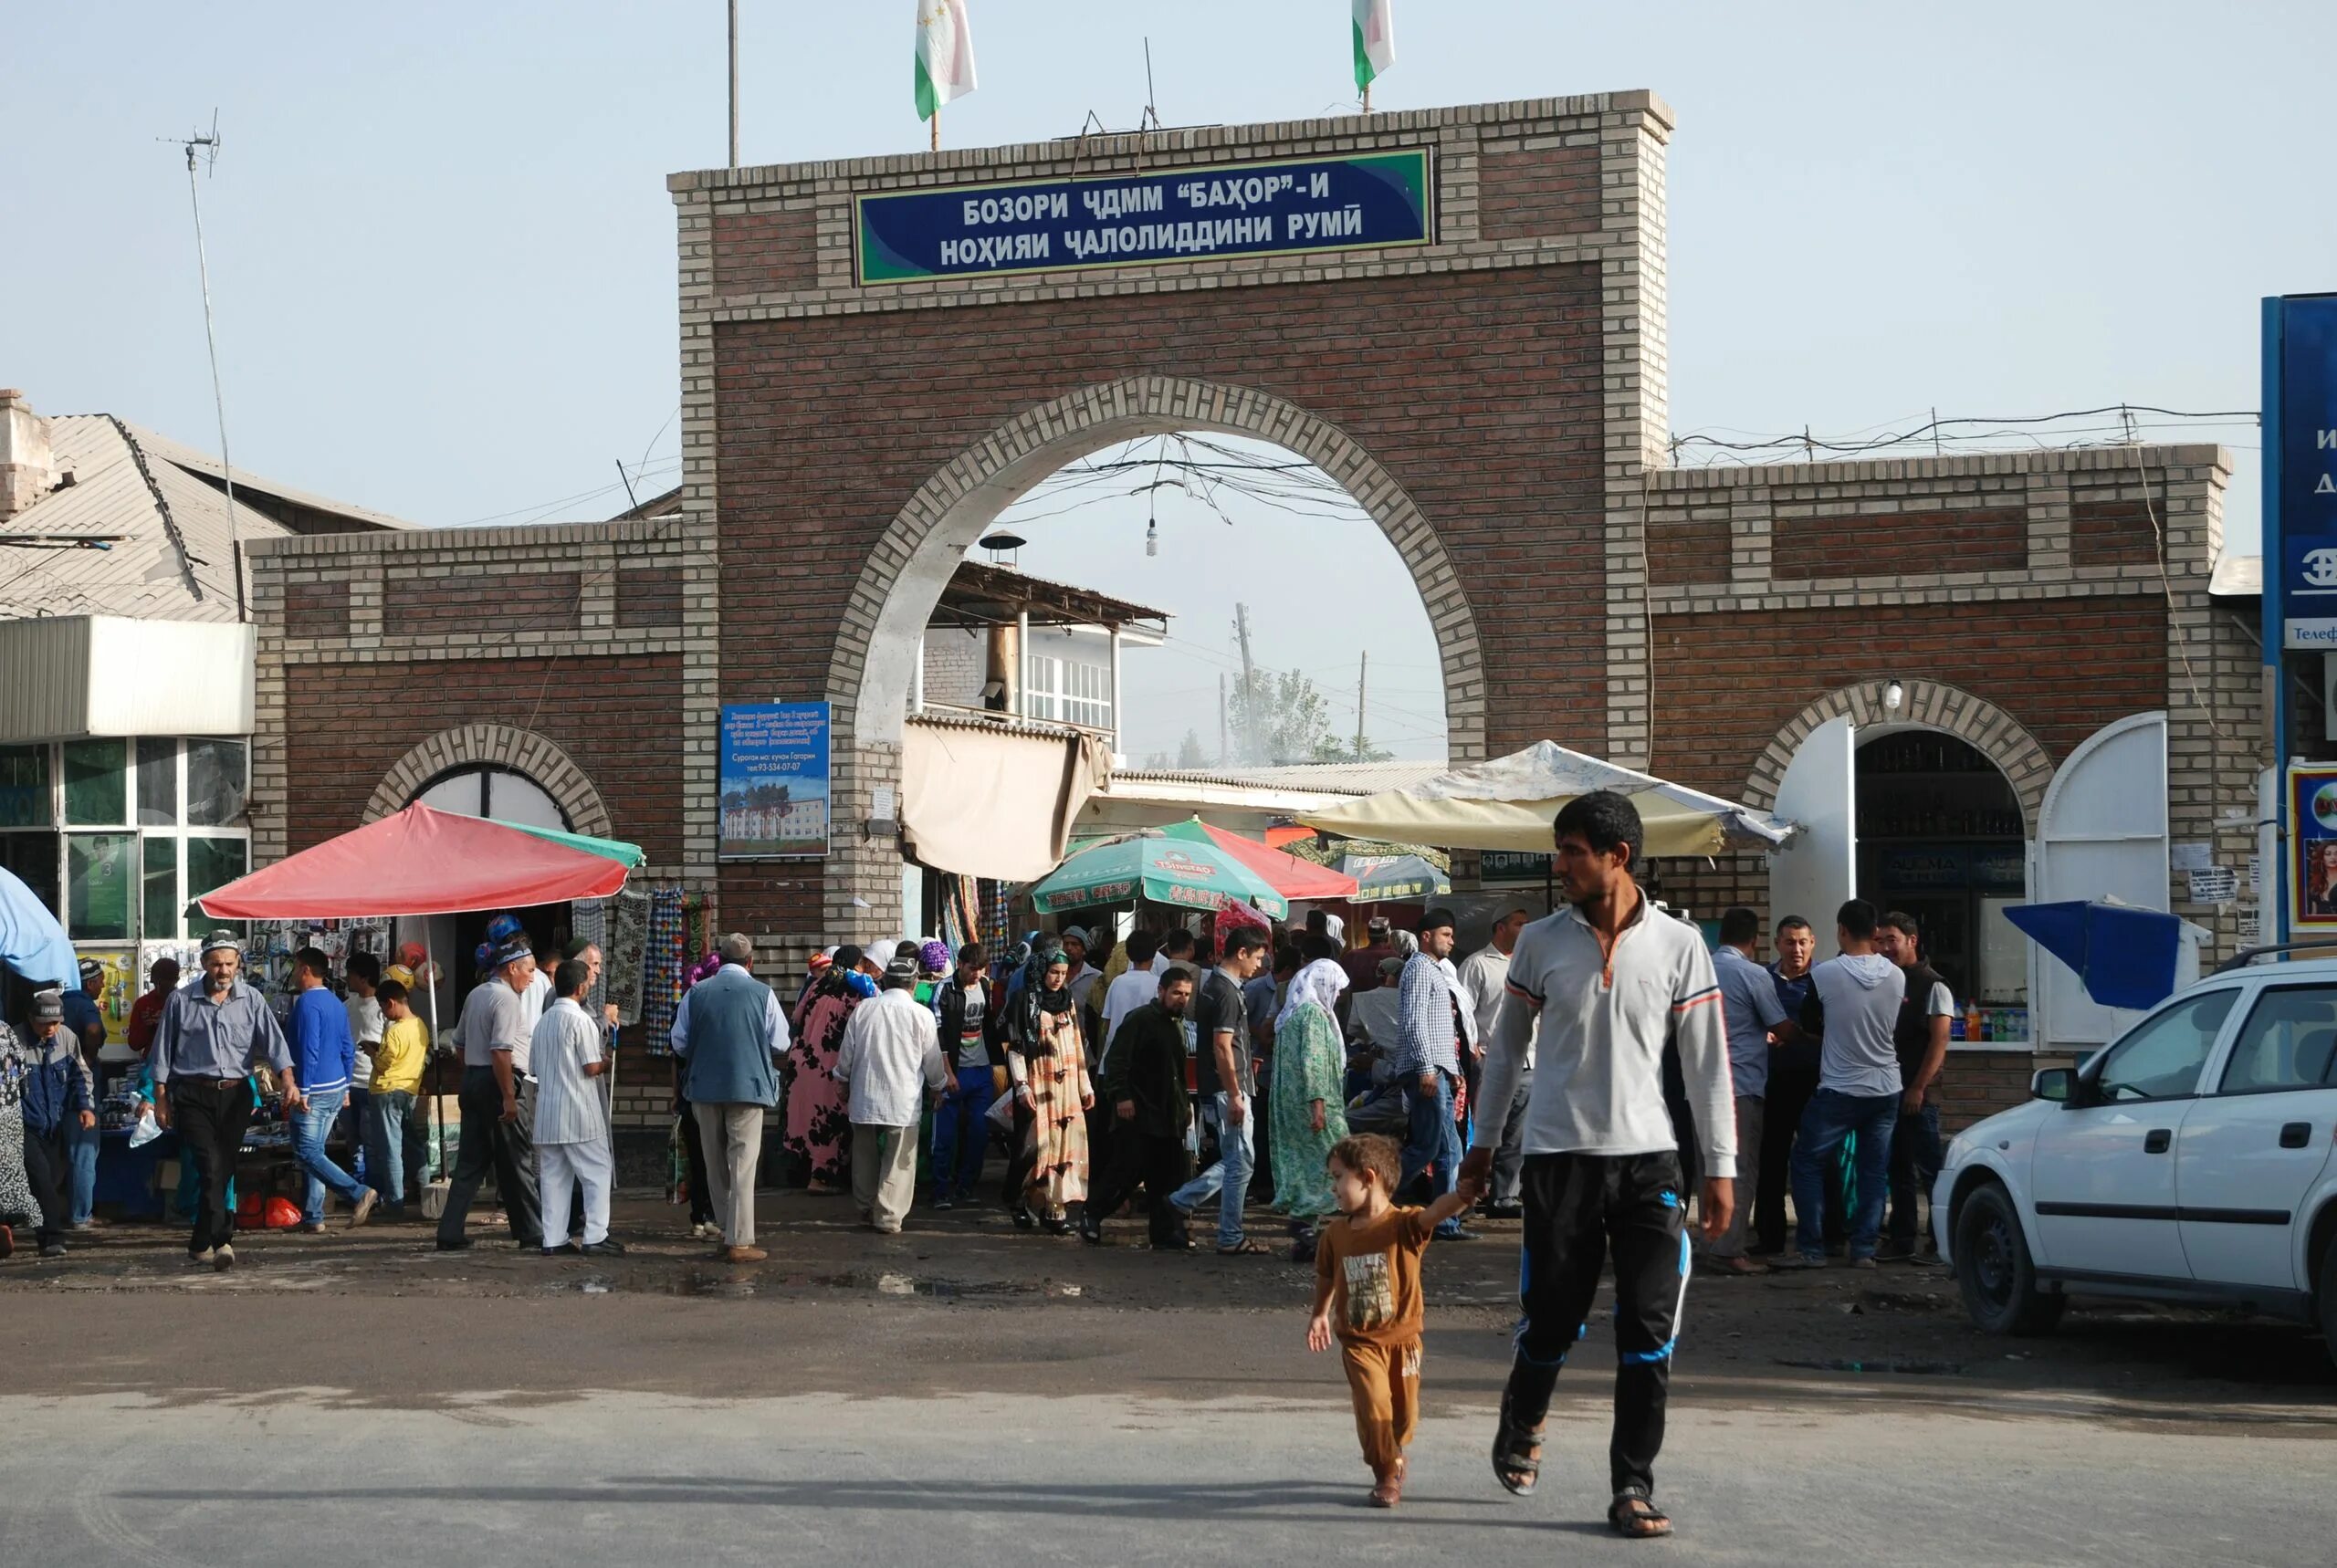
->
xmin=1145 ymin=516 xmax=1158 ymax=557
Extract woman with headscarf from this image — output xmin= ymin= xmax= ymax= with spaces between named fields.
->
xmin=783 ymin=943 xmax=871 ymax=1194
xmin=1002 ymin=949 xmax=1094 ymax=1234
xmin=1271 ymin=946 xmax=1352 ymax=1262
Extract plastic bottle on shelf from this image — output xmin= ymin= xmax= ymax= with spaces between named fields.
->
xmin=1965 ymin=999 xmax=1983 ymax=1042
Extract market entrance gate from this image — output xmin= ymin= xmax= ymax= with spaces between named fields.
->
xmin=671 ymin=94 xmax=1681 ymax=947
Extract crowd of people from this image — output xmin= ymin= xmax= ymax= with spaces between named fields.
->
xmin=0 ymin=788 xmax=1973 ymax=1536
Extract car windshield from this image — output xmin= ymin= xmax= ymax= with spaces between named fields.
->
xmin=2094 ymin=988 xmax=2236 ymax=1103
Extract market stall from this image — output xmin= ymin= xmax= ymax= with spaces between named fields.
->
xmin=191 ymin=804 xmax=645 ymax=1209
xmin=1028 ymin=816 xmax=1357 ymax=922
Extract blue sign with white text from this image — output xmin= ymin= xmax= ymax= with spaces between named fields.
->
xmin=718 ymin=703 xmax=831 ymax=860
xmin=854 ymin=150 xmax=1433 ymax=286
xmin=2277 ymin=296 xmax=2337 ymax=648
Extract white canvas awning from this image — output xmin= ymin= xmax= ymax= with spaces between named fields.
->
xmin=900 ymin=716 xmax=1108 ymax=881
xmin=1296 ymin=740 xmax=1792 ymax=857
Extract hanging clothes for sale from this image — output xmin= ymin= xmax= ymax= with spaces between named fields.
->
xmin=640 ymin=887 xmax=688 ymax=1051
xmin=571 ymin=898 xmax=610 ymax=1013
xmin=607 ymin=887 xmax=651 ymax=1028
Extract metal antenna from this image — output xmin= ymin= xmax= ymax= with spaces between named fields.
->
xmin=165 ymin=112 xmax=246 ymax=621
xmin=1141 ymin=37 xmax=1162 ymax=131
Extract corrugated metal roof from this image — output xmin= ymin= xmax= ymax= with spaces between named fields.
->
xmin=1113 ymin=759 xmax=1449 ymax=798
xmin=0 ymin=413 xmax=409 ymax=623
xmin=2208 ymin=550 xmax=2260 ymax=599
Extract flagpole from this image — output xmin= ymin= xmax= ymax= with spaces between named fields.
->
xmin=930 ymin=109 xmax=939 ymax=152
xmin=727 ymin=0 xmax=740 ymax=168
xmin=1363 ymin=84 xmax=1371 ymax=113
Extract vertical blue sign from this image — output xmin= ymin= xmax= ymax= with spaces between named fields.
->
xmin=718 ymin=703 xmax=831 ymax=860
xmin=2272 ymin=296 xmax=2337 ymax=649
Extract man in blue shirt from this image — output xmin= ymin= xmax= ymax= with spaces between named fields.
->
xmin=1711 ymin=908 xmax=1787 ymax=1273
xmin=287 ymin=947 xmax=376 ymax=1232
xmin=152 ymin=931 xmax=295 ymax=1268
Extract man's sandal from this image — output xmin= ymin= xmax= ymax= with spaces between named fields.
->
xmin=1215 ymin=1238 xmax=1272 ymax=1256
xmin=1492 ymin=1400 xmax=1544 ymax=1496
xmin=1609 ymin=1489 xmax=1672 ymax=1539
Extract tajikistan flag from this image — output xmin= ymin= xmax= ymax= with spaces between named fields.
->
xmin=915 ymin=0 xmax=979 ymax=121
xmin=1353 ymin=0 xmax=1395 ymax=95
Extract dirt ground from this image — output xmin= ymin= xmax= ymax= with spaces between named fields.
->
xmin=5 ymin=1185 xmax=2331 ymax=1424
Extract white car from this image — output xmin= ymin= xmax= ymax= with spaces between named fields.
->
xmin=1934 ymin=959 xmax=2337 ymax=1364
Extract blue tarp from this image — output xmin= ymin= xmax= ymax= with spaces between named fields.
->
xmin=0 ymin=864 xmax=77 ymax=993
xmin=2003 ymin=900 xmax=2182 ymax=1010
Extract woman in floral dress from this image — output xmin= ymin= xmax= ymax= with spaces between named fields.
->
xmin=0 ymin=1022 xmax=42 ymax=1253
xmin=1005 ymin=951 xmax=1094 ymax=1235
xmin=1271 ymin=952 xmax=1351 ymax=1262
xmin=784 ymin=946 xmax=871 ymax=1194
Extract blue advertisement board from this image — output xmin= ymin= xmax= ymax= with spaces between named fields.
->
xmin=2273 ymin=296 xmax=2337 ymax=648
xmin=854 ymin=149 xmax=1432 ymax=286
xmin=718 ymin=703 xmax=831 ymax=860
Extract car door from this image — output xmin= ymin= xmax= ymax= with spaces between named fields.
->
xmin=2028 ymin=986 xmax=2240 ymax=1280
xmin=2175 ymin=981 xmax=2337 ymax=1293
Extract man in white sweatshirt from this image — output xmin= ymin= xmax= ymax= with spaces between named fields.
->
xmin=1459 ymin=790 xmax=1734 ymax=1542
xmin=1773 ymin=898 xmax=1906 ymax=1271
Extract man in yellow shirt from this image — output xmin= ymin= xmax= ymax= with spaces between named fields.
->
xmin=365 ymin=978 xmax=431 ymax=1218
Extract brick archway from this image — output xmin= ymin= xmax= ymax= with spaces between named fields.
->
xmin=826 ymin=373 xmax=1488 ymax=762
xmin=365 ymin=724 xmax=614 ymax=839
xmin=1746 ymin=679 xmax=2051 ymax=835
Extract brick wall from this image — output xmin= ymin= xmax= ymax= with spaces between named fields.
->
xmin=2070 ymin=490 xmax=2164 ymax=568
xmin=282 ymin=579 xmax=348 ymax=639
xmin=616 ymin=565 xmax=682 ymax=627
xmin=1772 ymin=507 xmax=2026 ymax=580
xmin=398 ymin=571 xmax=581 ymax=635
xmin=712 ymin=206 xmax=818 ymax=298
xmin=280 ymin=653 xmax=686 ymax=862
xmin=711 ymin=264 xmax=1609 ymax=932
xmin=1649 ymin=594 xmax=2170 ymax=800
xmin=1477 ymin=142 xmax=1602 ymax=239
xmin=1647 ymin=513 xmax=1729 ymax=586
xmin=921 ymin=628 xmax=986 ymax=707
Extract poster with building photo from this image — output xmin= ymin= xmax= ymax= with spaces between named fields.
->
xmin=718 ymin=703 xmax=832 ymax=860
xmin=2289 ymin=764 xmax=2337 ymax=928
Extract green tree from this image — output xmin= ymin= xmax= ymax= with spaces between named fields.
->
xmin=1227 ymin=669 xmax=1341 ymax=766
xmin=1175 ymin=728 xmax=1210 ymax=768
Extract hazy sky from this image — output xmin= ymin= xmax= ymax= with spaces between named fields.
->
xmin=11 ymin=3 xmax=2332 ymax=763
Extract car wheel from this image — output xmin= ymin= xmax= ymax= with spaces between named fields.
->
xmin=2319 ymin=1232 xmax=2337 ymax=1374
xmin=1954 ymin=1182 xmax=2065 ymax=1337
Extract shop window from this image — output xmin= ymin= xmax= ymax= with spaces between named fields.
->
xmin=185 ymin=835 xmax=247 ymax=918
xmin=0 ymin=832 xmax=59 ymax=915
xmin=414 ymin=765 xmax=567 ymax=832
xmin=143 ymin=836 xmax=180 ymax=942
xmin=137 ymin=737 xmax=179 ymax=825
xmin=185 ymin=739 xmax=247 ymax=826
xmin=67 ymin=832 xmax=134 ymax=940
xmin=62 ymin=739 xmax=126 ymax=827
xmin=1025 ymin=654 xmax=1061 ymax=721
xmin=0 ymin=745 xmax=50 ymax=828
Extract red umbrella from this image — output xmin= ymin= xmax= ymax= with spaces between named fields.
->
xmin=197 ymin=803 xmax=635 ymax=919
xmin=1177 ymin=818 xmax=1357 ymax=903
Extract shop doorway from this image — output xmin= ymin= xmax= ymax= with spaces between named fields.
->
xmin=1854 ymin=731 xmax=2026 ymax=1013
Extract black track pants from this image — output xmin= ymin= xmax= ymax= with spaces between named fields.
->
xmin=1502 ymin=1151 xmax=1690 ymax=1497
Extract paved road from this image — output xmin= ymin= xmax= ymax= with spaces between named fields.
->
xmin=4 ymin=1196 xmax=2331 ymax=1565
xmin=2 ymin=1380 xmax=2325 ymax=1568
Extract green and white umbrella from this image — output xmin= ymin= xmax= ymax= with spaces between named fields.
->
xmin=1029 ymin=826 xmax=1290 ymax=920
xmin=1336 ymin=852 xmax=1452 ymax=904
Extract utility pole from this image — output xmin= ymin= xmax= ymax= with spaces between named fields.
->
xmin=719 ymin=0 xmax=738 ymax=168
xmin=1355 ymin=650 xmax=1368 ymax=758
xmin=1218 ymin=672 xmax=1228 ymax=766
xmin=1232 ymin=602 xmax=1257 ymax=763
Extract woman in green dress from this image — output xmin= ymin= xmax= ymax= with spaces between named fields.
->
xmin=1271 ymin=953 xmax=1351 ymax=1262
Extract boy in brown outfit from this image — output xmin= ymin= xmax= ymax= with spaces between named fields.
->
xmin=1306 ymin=1132 xmax=1483 ymax=1507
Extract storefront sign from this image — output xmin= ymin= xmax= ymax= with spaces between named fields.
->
xmin=2274 ymin=296 xmax=2337 ymax=647
xmin=854 ymin=150 xmax=1433 ymax=286
xmin=718 ymin=703 xmax=831 ymax=860
xmin=2287 ymin=764 xmax=2337 ymax=929
xmin=1877 ymin=846 xmax=2025 ymax=894
xmin=1479 ymin=850 xmax=1553 ymax=884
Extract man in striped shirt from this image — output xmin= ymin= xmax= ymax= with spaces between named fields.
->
xmin=530 ymin=959 xmax=622 ymax=1257
xmin=1458 ymin=791 xmax=1734 ymax=1542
